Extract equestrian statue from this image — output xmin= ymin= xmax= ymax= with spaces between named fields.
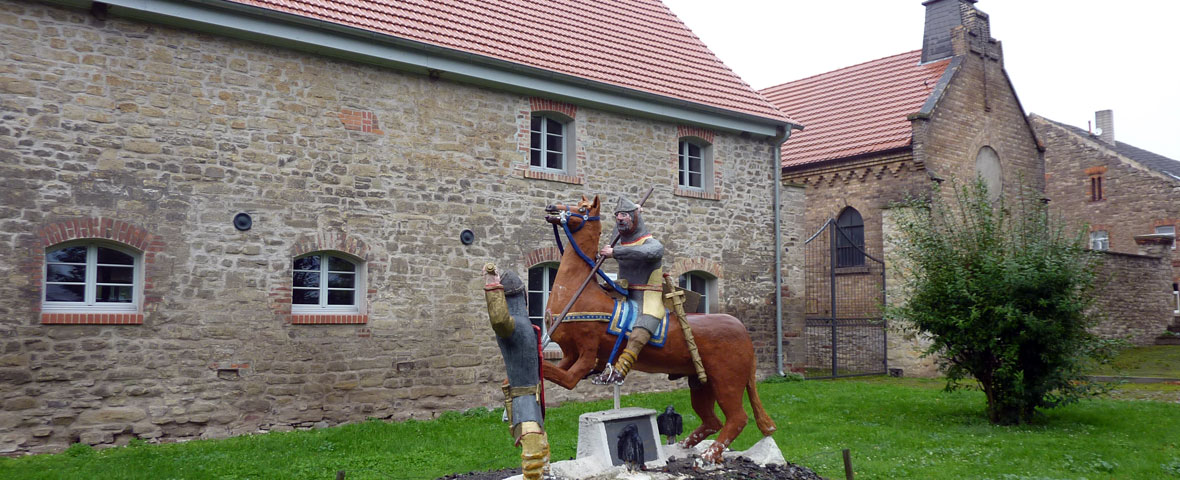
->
xmin=541 ymin=194 xmax=775 ymax=464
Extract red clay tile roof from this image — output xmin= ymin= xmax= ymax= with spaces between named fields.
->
xmin=760 ymin=50 xmax=951 ymax=168
xmin=225 ymin=0 xmax=793 ymax=124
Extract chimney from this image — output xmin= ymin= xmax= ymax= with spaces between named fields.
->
xmin=921 ymin=0 xmax=977 ymax=63
xmin=1095 ymin=110 xmax=1115 ymax=145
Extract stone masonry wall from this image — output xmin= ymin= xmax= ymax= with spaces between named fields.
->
xmin=0 ymin=0 xmax=798 ymax=454
xmin=1090 ymin=250 xmax=1173 ymax=345
xmin=1033 ymin=115 xmax=1180 ymax=284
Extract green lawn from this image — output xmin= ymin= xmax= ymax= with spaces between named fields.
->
xmin=1093 ymin=345 xmax=1180 ymax=378
xmin=2 ymin=377 xmax=1178 ymax=479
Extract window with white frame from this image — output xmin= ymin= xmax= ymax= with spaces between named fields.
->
xmin=1089 ymin=230 xmax=1109 ymax=251
xmin=530 ymin=113 xmax=574 ymax=174
xmin=678 ymin=138 xmax=713 ymax=190
xmin=678 ymin=271 xmax=716 ymax=314
xmin=292 ymin=252 xmax=363 ymax=313
xmin=1156 ymin=225 xmax=1176 ymax=250
xmin=528 ymin=263 xmax=563 ymax=352
xmin=44 ymin=242 xmax=141 ymax=312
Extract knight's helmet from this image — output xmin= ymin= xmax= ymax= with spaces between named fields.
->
xmin=499 ymin=270 xmax=539 ymax=332
xmin=614 ymin=196 xmax=647 ymax=241
xmin=614 ymin=197 xmax=639 ymax=215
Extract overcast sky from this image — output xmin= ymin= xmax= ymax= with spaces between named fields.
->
xmin=664 ymin=0 xmax=1180 ymax=161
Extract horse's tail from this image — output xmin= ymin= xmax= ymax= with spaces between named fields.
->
xmin=746 ymin=365 xmax=777 ymax=436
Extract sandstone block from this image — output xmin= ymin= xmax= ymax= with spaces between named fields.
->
xmin=76 ymin=407 xmax=147 ymax=425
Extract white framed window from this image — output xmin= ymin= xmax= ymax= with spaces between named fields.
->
xmin=678 ymin=271 xmax=717 ymax=314
xmin=1156 ymin=225 xmax=1176 ymax=250
xmin=1089 ymin=230 xmax=1109 ymax=251
xmin=530 ymin=114 xmax=574 ymax=174
xmin=292 ymin=252 xmax=363 ymax=313
xmin=678 ymin=138 xmax=713 ymax=190
xmin=528 ymin=263 xmax=562 ymax=352
xmin=43 ymin=242 xmax=141 ymax=313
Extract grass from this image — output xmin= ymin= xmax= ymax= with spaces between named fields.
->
xmin=1092 ymin=345 xmax=1180 ymax=378
xmin=2 ymin=377 xmax=1178 ymax=480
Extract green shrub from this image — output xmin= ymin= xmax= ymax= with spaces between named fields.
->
xmin=887 ymin=180 xmax=1119 ymax=425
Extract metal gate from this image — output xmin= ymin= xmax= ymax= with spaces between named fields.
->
xmin=803 ymin=218 xmax=887 ymax=378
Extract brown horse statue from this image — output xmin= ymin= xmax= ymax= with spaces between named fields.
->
xmin=541 ymin=195 xmax=775 ymax=463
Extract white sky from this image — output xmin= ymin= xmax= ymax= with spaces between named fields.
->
xmin=664 ymin=0 xmax=1180 ymax=160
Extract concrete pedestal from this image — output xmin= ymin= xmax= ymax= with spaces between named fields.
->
xmin=574 ymin=407 xmax=664 ymax=468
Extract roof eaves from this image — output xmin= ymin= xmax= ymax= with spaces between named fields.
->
xmin=72 ymin=0 xmax=795 ymax=136
xmin=782 ymin=145 xmax=914 ymax=173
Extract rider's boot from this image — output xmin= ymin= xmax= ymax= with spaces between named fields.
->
xmin=594 ymin=327 xmax=651 ymax=385
xmin=518 ymin=422 xmax=549 ymax=480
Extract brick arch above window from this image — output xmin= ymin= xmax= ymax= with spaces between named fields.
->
xmin=522 ymin=246 xmax=562 ymax=269
xmin=277 ymin=232 xmax=375 ymax=325
xmin=32 ymin=218 xmax=164 ymax=325
xmin=667 ymin=257 xmax=723 ymax=280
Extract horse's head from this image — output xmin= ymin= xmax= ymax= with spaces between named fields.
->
xmin=544 ymin=195 xmax=602 ymax=238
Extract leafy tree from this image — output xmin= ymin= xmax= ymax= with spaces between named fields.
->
xmin=887 ymin=181 xmax=1116 ymax=425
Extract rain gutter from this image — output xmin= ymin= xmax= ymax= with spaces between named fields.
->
xmin=772 ymin=124 xmax=799 ymax=376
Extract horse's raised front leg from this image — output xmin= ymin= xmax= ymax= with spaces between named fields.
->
xmin=542 ymin=349 xmax=597 ymax=390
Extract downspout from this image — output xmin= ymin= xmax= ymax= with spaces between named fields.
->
xmin=772 ymin=125 xmax=793 ymax=376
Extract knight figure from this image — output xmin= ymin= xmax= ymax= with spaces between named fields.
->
xmin=593 ymin=196 xmax=664 ymax=385
xmin=483 ymin=264 xmax=549 ymax=480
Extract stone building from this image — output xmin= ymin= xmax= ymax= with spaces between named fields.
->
xmin=759 ymin=0 xmax=1045 ymax=377
xmin=1032 ymin=110 xmax=1180 ymax=344
xmin=0 ymin=0 xmax=806 ymax=454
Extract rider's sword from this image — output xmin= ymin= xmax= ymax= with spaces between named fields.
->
xmin=542 ymin=187 xmax=654 ymax=349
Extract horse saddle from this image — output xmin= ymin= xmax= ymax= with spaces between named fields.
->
xmin=605 ymin=299 xmax=669 ymax=347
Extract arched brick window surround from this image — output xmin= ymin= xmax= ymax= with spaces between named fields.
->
xmin=275 ymin=232 xmax=375 ymax=325
xmin=32 ymin=218 xmax=164 ymax=325
xmin=517 ymin=98 xmax=584 ymax=185
xmin=668 ymin=257 xmax=723 ymax=314
xmin=673 ymin=125 xmax=722 ymax=200
xmin=522 ymin=246 xmax=562 ymax=270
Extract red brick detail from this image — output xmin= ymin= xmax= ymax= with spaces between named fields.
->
xmin=522 ymin=168 xmax=583 ymax=184
xmin=668 ymin=258 xmax=723 ymax=279
xmin=30 ymin=218 xmax=163 ymax=325
xmin=677 ymin=125 xmax=715 ymax=144
xmin=41 ymin=313 xmax=144 ymax=325
xmin=529 ymin=98 xmax=576 ymax=119
xmin=523 ymin=247 xmax=562 ymax=268
xmin=1089 ymin=224 xmax=1112 ymax=232
xmin=673 ymin=187 xmax=722 ymax=201
xmin=291 ymin=232 xmax=372 ymax=261
xmin=338 ymin=108 xmax=383 ymax=134
xmin=290 ymin=314 xmax=369 ymax=325
xmin=1084 ymin=165 xmax=1108 ymax=176
xmin=36 ymin=218 xmax=157 ymax=251
xmin=1153 ymin=219 xmax=1179 ymax=228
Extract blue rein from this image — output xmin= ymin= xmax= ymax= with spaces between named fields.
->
xmin=551 ymin=207 xmax=628 ymax=296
